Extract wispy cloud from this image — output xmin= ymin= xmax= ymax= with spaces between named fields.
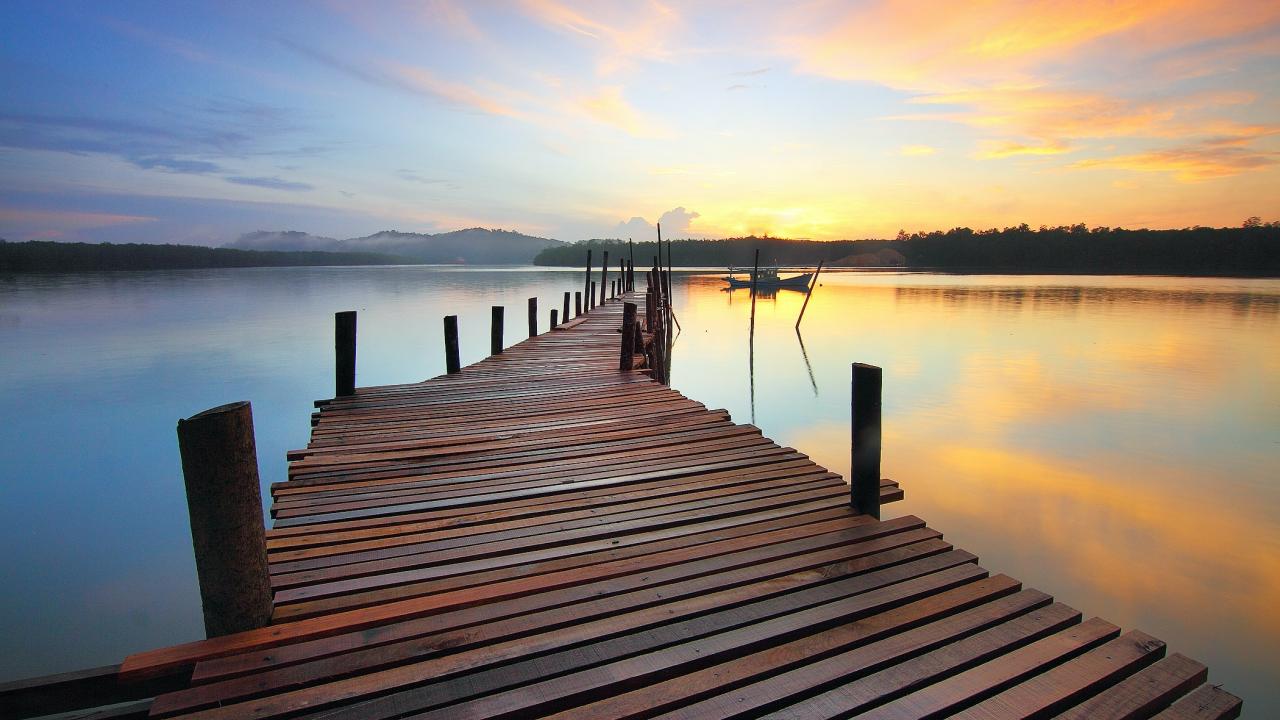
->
xmin=225 ymin=176 xmax=313 ymax=191
xmin=518 ymin=0 xmax=681 ymax=75
xmin=576 ymin=86 xmax=664 ymax=137
xmin=900 ymin=144 xmax=937 ymax=157
xmin=384 ymin=63 xmax=523 ymax=118
xmin=1070 ymin=144 xmax=1278 ymax=181
xmin=977 ymin=139 xmax=1073 ymax=159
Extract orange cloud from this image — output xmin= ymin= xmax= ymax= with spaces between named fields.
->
xmin=576 ymin=86 xmax=664 ymax=137
xmin=518 ymin=0 xmax=680 ymax=75
xmin=384 ymin=62 xmax=523 ymax=118
xmin=977 ymin=139 xmax=1073 ymax=159
xmin=1069 ymin=144 xmax=1278 ymax=181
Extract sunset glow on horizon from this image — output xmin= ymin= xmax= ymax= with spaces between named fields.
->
xmin=1 ymin=1 xmax=1277 ymax=244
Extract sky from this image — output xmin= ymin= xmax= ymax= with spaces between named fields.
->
xmin=1 ymin=0 xmax=1277 ymax=244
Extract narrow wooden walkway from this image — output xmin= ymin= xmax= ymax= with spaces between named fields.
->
xmin=40 ymin=293 xmax=1243 ymax=718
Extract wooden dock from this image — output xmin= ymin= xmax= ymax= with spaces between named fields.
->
xmin=3 ymin=290 xmax=1242 ymax=719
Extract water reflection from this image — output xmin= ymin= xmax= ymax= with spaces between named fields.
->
xmin=1 ymin=267 xmax=1276 ymax=715
xmin=670 ymin=270 xmax=1279 ymax=715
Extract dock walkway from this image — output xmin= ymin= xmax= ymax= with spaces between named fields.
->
xmin=9 ymin=292 xmax=1243 ymax=719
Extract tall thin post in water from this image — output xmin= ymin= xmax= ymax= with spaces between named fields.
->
xmin=443 ymin=315 xmax=460 ymax=374
xmin=600 ymin=251 xmax=609 ymax=307
xmin=490 ymin=306 xmax=504 ymax=355
xmin=562 ymin=291 xmax=570 ymax=321
xmin=575 ymin=291 xmax=582 ymax=316
xmin=851 ymin=363 xmax=883 ymax=519
xmin=629 ymin=239 xmax=635 ymax=290
xmin=527 ymin=297 xmax=538 ymax=337
xmin=583 ymin=250 xmax=593 ymax=315
xmin=590 ymin=282 xmax=597 ymax=309
xmin=749 ymin=248 xmax=759 ymax=423
xmin=176 ymin=401 xmax=272 ymax=637
xmin=795 ymin=260 xmax=825 ymax=330
xmin=334 ymin=311 xmax=356 ymax=397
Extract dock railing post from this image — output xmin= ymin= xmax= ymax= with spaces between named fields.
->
xmin=851 ymin=362 xmax=882 ymax=519
xmin=562 ymin=291 xmax=570 ymax=321
xmin=334 ymin=310 xmax=356 ymax=397
xmin=527 ymin=297 xmax=538 ymax=337
xmin=444 ymin=315 xmax=460 ymax=374
xmin=176 ymin=401 xmax=272 ymax=638
xmin=619 ymin=302 xmax=637 ymax=370
xmin=590 ymin=282 xmax=597 ymax=309
xmin=575 ymin=291 xmax=582 ymax=317
xmin=490 ymin=306 xmax=503 ymax=355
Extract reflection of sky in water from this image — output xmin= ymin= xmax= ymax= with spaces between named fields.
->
xmin=672 ymin=271 xmax=1279 ymax=716
xmin=1 ymin=268 xmax=1277 ymax=714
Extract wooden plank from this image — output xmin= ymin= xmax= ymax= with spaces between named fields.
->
xmin=1053 ymin=653 xmax=1207 ymax=720
xmin=1149 ymin=684 xmax=1243 ymax=720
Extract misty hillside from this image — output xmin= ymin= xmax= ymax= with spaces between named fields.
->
xmin=229 ymin=228 xmax=563 ymax=264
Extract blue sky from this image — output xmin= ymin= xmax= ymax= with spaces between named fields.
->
xmin=1 ymin=1 xmax=1277 ymax=244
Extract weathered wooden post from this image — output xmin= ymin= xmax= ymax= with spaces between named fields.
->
xmin=550 ymin=308 xmax=558 ymax=327
xmin=490 ymin=306 xmax=503 ymax=355
xmin=176 ymin=401 xmax=271 ymax=638
xmin=590 ymin=281 xmax=597 ymax=309
xmin=600 ymin=251 xmax=609 ymax=307
xmin=527 ymin=297 xmax=537 ymax=337
xmin=610 ymin=279 xmax=616 ymax=299
xmin=444 ymin=315 xmax=460 ymax=374
xmin=795 ymin=260 xmax=825 ymax=330
xmin=575 ymin=291 xmax=582 ymax=317
xmin=645 ymin=287 xmax=656 ymax=332
xmin=583 ymin=250 xmax=592 ymax=315
xmin=851 ymin=362 xmax=882 ymax=519
xmin=334 ymin=310 xmax=356 ymax=397
xmin=619 ymin=301 xmax=637 ymax=370
xmin=562 ymin=291 xmax=570 ymax=321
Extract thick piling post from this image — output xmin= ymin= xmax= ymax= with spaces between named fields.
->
xmin=527 ymin=297 xmax=538 ymax=337
xmin=590 ymin=282 xmax=596 ymax=309
xmin=444 ymin=315 xmax=460 ymax=373
xmin=334 ymin=311 xmax=356 ymax=397
xmin=851 ymin=363 xmax=883 ymax=519
xmin=490 ymin=306 xmax=504 ymax=355
xmin=562 ymin=291 xmax=570 ymax=321
xmin=176 ymin=401 xmax=272 ymax=638
xmin=619 ymin=301 xmax=637 ymax=370
xmin=550 ymin=308 xmax=558 ymax=328
xmin=575 ymin=291 xmax=582 ymax=317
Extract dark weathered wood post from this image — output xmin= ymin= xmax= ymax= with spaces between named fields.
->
xmin=490 ymin=305 xmax=503 ymax=355
xmin=619 ymin=301 xmax=637 ymax=370
xmin=645 ymin=287 xmax=656 ymax=332
xmin=550 ymin=308 xmax=558 ymax=327
xmin=527 ymin=297 xmax=537 ymax=337
xmin=176 ymin=401 xmax=271 ymax=638
xmin=610 ymin=279 xmax=616 ymax=299
xmin=562 ymin=291 xmax=570 ymax=321
xmin=444 ymin=315 xmax=460 ymax=374
xmin=851 ymin=362 xmax=882 ymax=519
xmin=600 ymin=251 xmax=609 ymax=307
xmin=584 ymin=250 xmax=593 ymax=315
xmin=795 ymin=260 xmax=825 ymax=330
xmin=575 ymin=291 xmax=582 ymax=317
xmin=590 ymin=281 xmax=596 ymax=309
xmin=334 ymin=311 xmax=356 ymax=397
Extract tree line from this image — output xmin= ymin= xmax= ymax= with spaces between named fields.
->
xmin=0 ymin=240 xmax=410 ymax=273
xmin=533 ymin=222 xmax=1279 ymax=276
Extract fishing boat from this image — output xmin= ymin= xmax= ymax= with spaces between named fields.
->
xmin=723 ymin=266 xmax=814 ymax=290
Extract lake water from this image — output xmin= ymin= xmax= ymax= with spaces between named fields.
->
xmin=1 ymin=266 xmax=1276 ymax=715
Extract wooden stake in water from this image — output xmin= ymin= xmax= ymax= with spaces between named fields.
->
xmin=527 ymin=297 xmax=537 ymax=337
xmin=443 ymin=315 xmax=461 ymax=374
xmin=851 ymin=363 xmax=882 ymax=519
xmin=795 ymin=260 xmax=825 ymax=330
xmin=490 ymin=306 xmax=503 ymax=355
xmin=583 ymin=249 xmax=592 ymax=315
xmin=334 ymin=311 xmax=356 ymax=397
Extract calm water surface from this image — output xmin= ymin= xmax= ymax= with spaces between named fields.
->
xmin=1 ymin=266 xmax=1276 ymax=715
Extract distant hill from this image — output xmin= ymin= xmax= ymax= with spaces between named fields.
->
xmin=230 ymin=227 xmax=563 ymax=264
xmin=0 ymin=240 xmax=409 ymax=273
